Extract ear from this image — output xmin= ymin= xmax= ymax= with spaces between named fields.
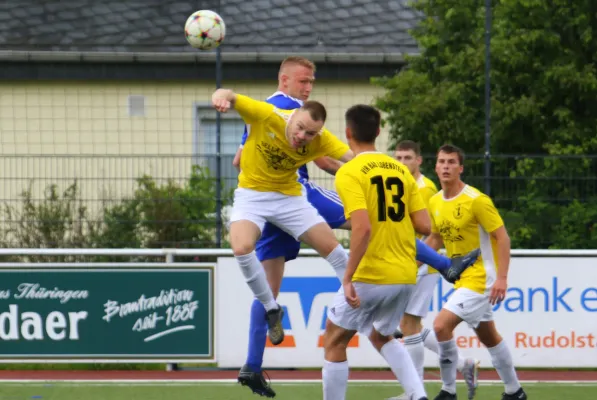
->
xmin=345 ymin=126 xmax=352 ymax=140
xmin=376 ymin=128 xmax=380 ymax=138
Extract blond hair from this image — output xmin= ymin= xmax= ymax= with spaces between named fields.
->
xmin=279 ymin=56 xmax=316 ymax=73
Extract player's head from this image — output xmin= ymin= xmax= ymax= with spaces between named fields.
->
xmin=286 ymin=100 xmax=327 ymax=149
xmin=435 ymin=144 xmax=465 ymax=184
xmin=278 ymin=56 xmax=316 ymax=102
xmin=344 ymin=105 xmax=381 ymax=145
xmin=394 ymin=140 xmax=422 ymax=175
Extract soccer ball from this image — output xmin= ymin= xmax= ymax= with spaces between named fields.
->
xmin=184 ymin=10 xmax=226 ymax=50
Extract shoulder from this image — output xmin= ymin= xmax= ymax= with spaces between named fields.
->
xmin=266 ymin=92 xmax=303 ymax=109
xmin=428 ymin=190 xmax=443 ymax=207
xmin=422 ymin=176 xmax=438 ymax=192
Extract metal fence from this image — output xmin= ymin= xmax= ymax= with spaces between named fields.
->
xmin=0 ymin=153 xmax=596 ymax=252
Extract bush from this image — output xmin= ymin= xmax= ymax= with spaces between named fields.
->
xmin=0 ymin=165 xmax=231 ymax=262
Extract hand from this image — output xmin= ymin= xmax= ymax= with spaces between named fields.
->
xmin=211 ymin=90 xmax=231 ymax=113
xmin=489 ymin=277 xmax=507 ymax=305
xmin=343 ymin=281 xmax=360 ymax=309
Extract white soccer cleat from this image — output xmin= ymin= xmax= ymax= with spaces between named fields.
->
xmin=462 ymin=358 xmax=480 ymax=399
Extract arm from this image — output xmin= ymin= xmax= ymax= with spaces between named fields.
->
xmin=410 ymin=208 xmax=431 ymax=237
xmin=313 ymin=156 xmax=345 ymax=176
xmin=211 ymin=88 xmax=237 ymax=111
xmin=232 ymin=146 xmax=243 ymax=171
xmin=424 ymin=232 xmax=444 ymax=251
xmin=491 ymin=225 xmax=511 ymax=280
xmin=343 ymin=210 xmax=371 ymax=284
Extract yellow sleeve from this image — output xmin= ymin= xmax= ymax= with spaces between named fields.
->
xmin=317 ymin=128 xmax=350 ymax=160
xmin=335 ymin=167 xmax=366 ymax=219
xmin=408 ymin=179 xmax=427 ymax=214
xmin=472 ymin=194 xmax=504 ymax=233
xmin=234 ymin=94 xmax=274 ymax=125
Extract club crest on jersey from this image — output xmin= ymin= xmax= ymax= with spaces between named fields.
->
xmin=296 ymin=145 xmax=309 ymax=156
xmin=453 ymin=204 xmax=463 ymax=219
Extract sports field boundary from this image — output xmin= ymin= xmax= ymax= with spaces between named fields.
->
xmin=0 ymin=369 xmax=594 ymax=382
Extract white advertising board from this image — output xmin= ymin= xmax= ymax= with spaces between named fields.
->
xmin=217 ymin=256 xmax=597 ymax=368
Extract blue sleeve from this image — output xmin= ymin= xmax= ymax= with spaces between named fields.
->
xmin=266 ymin=95 xmax=302 ymax=109
xmin=240 ymin=126 xmax=248 ymax=146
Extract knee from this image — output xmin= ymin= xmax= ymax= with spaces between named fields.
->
xmin=368 ymin=329 xmax=391 ymax=352
xmin=232 ymin=242 xmax=256 ymax=257
xmin=433 ymin=319 xmax=452 ymax=341
xmin=400 ymin=314 xmax=422 ymax=337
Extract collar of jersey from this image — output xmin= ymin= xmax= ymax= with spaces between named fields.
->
xmin=442 ymin=184 xmax=469 ymax=202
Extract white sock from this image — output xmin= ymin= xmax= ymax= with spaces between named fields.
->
xmin=438 ymin=339 xmax=458 ymax=394
xmin=422 ymin=327 xmax=466 ymax=372
xmin=403 ymin=333 xmax=425 ymax=380
xmin=488 ymin=340 xmax=521 ymax=394
xmin=379 ymin=339 xmax=427 ymax=399
xmin=236 ymin=251 xmax=277 ymax=311
xmin=322 ymin=359 xmax=349 ymax=400
xmin=325 ymin=244 xmax=348 ymax=281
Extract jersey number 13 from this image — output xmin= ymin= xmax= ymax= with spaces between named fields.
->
xmin=370 ymin=175 xmax=406 ymax=222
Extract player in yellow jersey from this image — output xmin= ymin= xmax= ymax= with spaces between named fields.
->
xmin=211 ymin=88 xmax=353 ymax=347
xmin=389 ymin=141 xmax=479 ymax=400
xmin=427 ymin=145 xmax=527 ymax=400
xmin=321 ymin=105 xmax=429 ymax=400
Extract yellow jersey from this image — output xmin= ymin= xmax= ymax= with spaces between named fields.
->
xmin=335 ymin=152 xmax=426 ymax=285
xmin=416 ymin=174 xmax=439 ymax=274
xmin=428 ymin=185 xmax=504 ymax=294
xmin=235 ymin=95 xmax=349 ymax=196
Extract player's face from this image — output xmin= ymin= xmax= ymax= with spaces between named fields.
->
xmin=286 ymin=109 xmax=323 ymax=149
xmin=435 ymin=151 xmax=463 ymax=184
xmin=394 ymin=149 xmax=421 ymax=175
xmin=283 ymin=65 xmax=315 ymax=101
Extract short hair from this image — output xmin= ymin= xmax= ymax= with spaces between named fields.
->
xmin=279 ymin=56 xmax=316 ymax=73
xmin=302 ymin=100 xmax=327 ymax=122
xmin=395 ymin=140 xmax=421 ymax=156
xmin=437 ymin=144 xmax=465 ymax=165
xmin=345 ymin=105 xmax=381 ymax=143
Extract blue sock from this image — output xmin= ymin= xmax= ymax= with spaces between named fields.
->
xmin=416 ymin=238 xmax=450 ymax=271
xmin=246 ymin=299 xmax=268 ymax=372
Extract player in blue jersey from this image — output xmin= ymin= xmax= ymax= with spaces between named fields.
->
xmin=233 ymin=57 xmax=480 ymax=398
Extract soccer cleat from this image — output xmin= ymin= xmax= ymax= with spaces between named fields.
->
xmin=434 ymin=390 xmax=457 ymax=400
xmin=442 ymin=248 xmax=481 ymax=283
xmin=266 ymin=306 xmax=285 ymax=346
xmin=461 ymin=358 xmax=480 ymax=399
xmin=501 ymin=387 xmax=527 ymax=400
xmin=238 ymin=364 xmax=276 ymax=398
xmin=392 ymin=329 xmax=404 ymax=339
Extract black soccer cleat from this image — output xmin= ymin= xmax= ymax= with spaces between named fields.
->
xmin=238 ymin=364 xmax=276 ymax=398
xmin=434 ymin=390 xmax=457 ymax=400
xmin=441 ymin=248 xmax=481 ymax=284
xmin=266 ymin=306 xmax=285 ymax=346
xmin=501 ymin=387 xmax=527 ymax=400
xmin=392 ymin=329 xmax=404 ymax=339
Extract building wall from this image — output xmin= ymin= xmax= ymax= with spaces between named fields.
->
xmin=0 ymin=80 xmax=391 ymax=213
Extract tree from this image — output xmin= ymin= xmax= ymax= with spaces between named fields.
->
xmin=372 ymin=0 xmax=597 ymax=248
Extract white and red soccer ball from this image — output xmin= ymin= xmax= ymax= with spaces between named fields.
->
xmin=185 ymin=10 xmax=226 ymax=50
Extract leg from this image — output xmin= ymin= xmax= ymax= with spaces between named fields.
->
xmin=475 ymin=321 xmax=525 ymax=399
xmin=299 ymin=222 xmax=347 ymax=279
xmin=416 ymin=239 xmax=481 ymax=283
xmin=369 ymin=284 xmax=427 ymax=400
xmin=322 ymin=319 xmax=354 ymax=400
xmin=240 ymin=224 xmax=301 ymax=397
xmin=229 ymin=191 xmax=286 ymax=347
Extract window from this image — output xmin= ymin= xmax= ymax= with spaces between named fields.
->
xmin=194 ymin=107 xmax=245 ymax=193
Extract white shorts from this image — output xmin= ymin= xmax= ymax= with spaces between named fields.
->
xmin=405 ymin=273 xmax=441 ymax=318
xmin=327 ymin=282 xmax=413 ymax=337
xmin=443 ymin=287 xmax=493 ymax=329
xmin=229 ymin=188 xmax=325 ymax=240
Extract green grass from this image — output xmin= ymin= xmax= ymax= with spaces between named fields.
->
xmin=2 ymin=382 xmax=596 ymax=400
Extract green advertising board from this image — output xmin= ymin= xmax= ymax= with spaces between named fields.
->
xmin=0 ymin=265 xmax=214 ymax=362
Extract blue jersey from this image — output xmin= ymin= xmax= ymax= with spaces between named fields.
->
xmin=239 ymin=91 xmax=310 ymax=182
